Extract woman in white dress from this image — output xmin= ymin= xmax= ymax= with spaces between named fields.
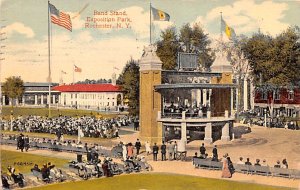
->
xmin=145 ymin=141 xmax=151 ymax=155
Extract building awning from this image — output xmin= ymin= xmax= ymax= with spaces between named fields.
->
xmin=155 ymin=83 xmax=237 ymax=91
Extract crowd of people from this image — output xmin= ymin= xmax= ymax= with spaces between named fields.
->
xmin=163 ymin=103 xmax=210 ymax=118
xmin=193 ymin=143 xmax=290 ymax=178
xmin=1 ymin=115 xmax=135 ymax=139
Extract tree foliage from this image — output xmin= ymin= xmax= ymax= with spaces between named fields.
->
xmin=243 ymin=27 xmax=300 ymax=87
xmin=117 ymin=58 xmax=140 ymax=116
xmin=156 ymin=23 xmax=214 ymax=71
xmin=3 ymin=76 xmax=25 ymax=107
xmin=156 ymin=27 xmax=179 ymax=70
xmin=76 ymin=78 xmax=112 ymax=84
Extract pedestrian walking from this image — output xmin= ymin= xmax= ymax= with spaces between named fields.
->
xmin=152 ymin=143 xmax=159 ymax=161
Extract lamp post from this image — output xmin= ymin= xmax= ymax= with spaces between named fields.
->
xmin=264 ymin=108 xmax=267 ymax=128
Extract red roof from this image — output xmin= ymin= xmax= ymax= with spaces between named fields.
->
xmin=52 ymin=84 xmax=121 ymax=92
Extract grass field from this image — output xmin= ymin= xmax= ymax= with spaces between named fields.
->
xmin=2 ymin=106 xmax=122 ymax=119
xmin=1 ymin=150 xmax=69 ymax=175
xmin=26 ymin=173 xmax=291 ymax=190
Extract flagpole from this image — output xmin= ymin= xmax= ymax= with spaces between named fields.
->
xmin=73 ymin=65 xmax=75 ymax=84
xmin=48 ymin=1 xmax=52 ymax=118
xmin=220 ymin=11 xmax=223 ymax=42
xmin=150 ymin=1 xmax=152 ymax=45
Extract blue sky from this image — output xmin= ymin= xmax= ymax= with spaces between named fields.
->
xmin=0 ymin=0 xmax=299 ymax=83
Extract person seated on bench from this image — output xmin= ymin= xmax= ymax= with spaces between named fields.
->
xmin=274 ymin=160 xmax=281 ymax=168
xmin=254 ymin=159 xmax=261 ymax=166
xmin=193 ymin=152 xmax=199 ymax=159
xmin=41 ymin=164 xmax=50 ymax=181
xmin=7 ymin=166 xmax=25 ymax=187
xmin=261 ymin=159 xmax=268 ymax=167
xmin=237 ymin=157 xmax=244 ymax=165
xmin=31 ymin=164 xmax=41 ymax=172
xmin=245 ymin=158 xmax=252 ymax=165
xmin=282 ymin=159 xmax=288 ymax=169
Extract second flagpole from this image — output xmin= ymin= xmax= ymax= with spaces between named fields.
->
xmin=48 ymin=1 xmax=52 ymax=117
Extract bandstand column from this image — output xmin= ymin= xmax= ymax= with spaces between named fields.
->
xmin=9 ymin=98 xmax=12 ymax=106
xmin=2 ymin=96 xmax=5 ymax=105
xmin=243 ymin=76 xmax=248 ymax=111
xmin=22 ymin=96 xmax=25 ymax=106
xmin=181 ymin=122 xmax=187 ymax=141
xmin=203 ymin=89 xmax=207 ymax=106
xmin=204 ymin=123 xmax=213 ymax=143
xmin=196 ymin=89 xmax=202 ymax=106
xmin=53 ymin=95 xmax=56 ymax=104
xmin=34 ymin=95 xmax=38 ymax=105
xmin=221 ymin=123 xmax=230 ymax=141
xmin=181 ymin=111 xmax=187 ymax=141
xmin=250 ymin=79 xmax=255 ymax=110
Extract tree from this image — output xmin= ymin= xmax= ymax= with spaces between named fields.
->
xmin=190 ymin=23 xmax=214 ymax=71
xmin=243 ymin=27 xmax=300 ymax=87
xmin=156 ymin=23 xmax=214 ymax=71
xmin=117 ymin=58 xmax=140 ymax=116
xmin=2 ymin=76 xmax=25 ymax=111
xmin=156 ymin=26 xmax=179 ymax=70
xmin=243 ymin=26 xmax=300 ymax=120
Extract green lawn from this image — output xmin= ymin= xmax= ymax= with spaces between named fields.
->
xmin=1 ymin=150 xmax=69 ymax=175
xmin=2 ymin=106 xmax=122 ymax=119
xmin=26 ymin=173 xmax=291 ymax=190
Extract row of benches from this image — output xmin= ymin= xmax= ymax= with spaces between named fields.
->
xmin=1 ymin=139 xmax=111 ymax=157
xmin=193 ymin=158 xmax=300 ymax=179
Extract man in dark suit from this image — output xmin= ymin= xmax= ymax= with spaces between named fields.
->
xmin=212 ymin=145 xmax=218 ymax=161
xmin=161 ymin=141 xmax=167 ymax=161
xmin=152 ymin=143 xmax=159 ymax=161
xmin=200 ymin=143 xmax=206 ymax=159
xmin=135 ymin=139 xmax=141 ymax=155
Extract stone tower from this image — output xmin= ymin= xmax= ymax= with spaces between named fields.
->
xmin=139 ymin=45 xmax=163 ymax=144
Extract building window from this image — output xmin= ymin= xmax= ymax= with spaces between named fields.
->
xmin=71 ymin=94 xmax=73 ymax=99
xmin=274 ymin=90 xmax=280 ymax=100
xmin=288 ymin=90 xmax=294 ymax=100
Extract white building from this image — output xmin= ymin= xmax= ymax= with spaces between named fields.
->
xmin=53 ymin=83 xmax=123 ymax=111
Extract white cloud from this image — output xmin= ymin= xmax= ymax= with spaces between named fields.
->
xmin=2 ymin=31 xmax=147 ymax=83
xmin=194 ymin=0 xmax=289 ymax=36
xmin=3 ymin=22 xmax=35 ymax=38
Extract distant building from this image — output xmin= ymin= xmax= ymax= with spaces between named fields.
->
xmin=254 ymin=88 xmax=300 ymax=117
xmin=1 ymin=82 xmax=59 ymax=106
xmin=53 ymin=83 xmax=123 ymax=111
xmin=1 ymin=82 xmax=124 ymax=111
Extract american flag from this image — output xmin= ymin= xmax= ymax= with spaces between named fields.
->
xmin=74 ymin=65 xmax=82 ymax=72
xmin=49 ymin=3 xmax=72 ymax=32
